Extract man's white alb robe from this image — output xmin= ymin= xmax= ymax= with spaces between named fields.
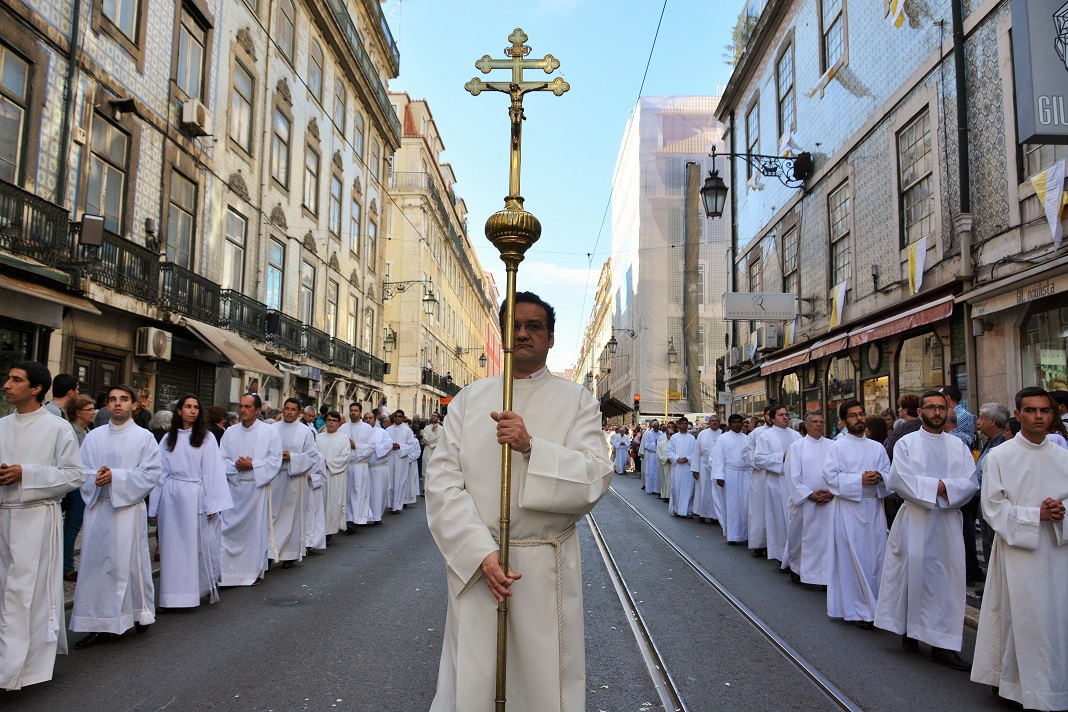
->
xmin=342 ymin=420 xmax=374 ymax=525
xmin=71 ymin=420 xmax=163 ymax=634
xmin=386 ymin=422 xmax=416 ymax=512
xmin=150 ymin=429 xmax=233 ymax=607
xmin=874 ymin=429 xmax=978 ymax=650
xmin=823 ymin=434 xmax=890 ymax=622
xmin=367 ymin=423 xmax=393 ymax=522
xmin=317 ymin=430 xmax=351 ymax=535
xmin=658 ymin=434 xmax=671 ymax=500
xmin=407 ymin=437 xmax=422 ymax=504
xmin=708 ymin=430 xmax=750 ymax=542
xmin=219 ymin=420 xmax=282 ymax=585
xmin=271 ymin=419 xmax=318 ymax=562
xmin=692 ymin=427 xmax=722 ymax=522
xmin=667 ymin=432 xmax=697 ymax=516
xmin=421 ymin=423 xmax=441 ymax=474
xmin=614 ymin=434 xmax=631 ymax=474
xmin=425 ymin=372 xmax=613 ymax=712
xmin=745 ymin=424 xmax=769 ymax=549
xmin=783 ymin=435 xmax=834 ymax=582
xmin=0 ymin=407 xmax=84 ymax=690
xmin=971 ymin=437 xmax=1068 ymax=710
xmin=753 ymin=425 xmax=802 ymax=561
xmin=642 ymin=429 xmax=664 ymax=494
xmin=304 ymin=452 xmax=327 ymax=551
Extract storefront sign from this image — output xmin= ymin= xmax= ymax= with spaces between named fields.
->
xmin=723 ymin=292 xmax=797 ymax=321
xmin=973 ymin=276 xmax=1059 ymax=316
xmin=1012 ymin=0 xmax=1068 ymax=144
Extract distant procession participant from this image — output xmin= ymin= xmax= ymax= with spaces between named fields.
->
xmin=71 ymin=385 xmax=163 ymax=649
xmin=874 ymin=390 xmax=978 ymax=671
xmin=0 ymin=361 xmax=84 ymax=690
xmin=667 ymin=418 xmax=697 ymax=517
xmin=708 ymin=414 xmax=751 ymax=543
xmin=303 ymin=451 xmax=327 ymax=553
xmin=317 ymin=411 xmax=351 ymax=537
xmin=658 ymin=422 xmax=675 ymax=501
xmin=421 ymin=412 xmax=442 ymax=483
xmin=971 ymin=387 xmax=1068 ymax=710
xmin=386 ymin=410 xmax=417 ymax=513
xmin=342 ymin=402 xmax=372 ymax=530
xmin=150 ymin=395 xmax=233 ymax=608
xmin=783 ymin=409 xmax=834 ymax=584
xmin=219 ymin=394 xmax=283 ymax=586
xmin=642 ymin=421 xmax=664 ymax=494
xmin=692 ymin=415 xmax=722 ymax=523
xmin=823 ymin=401 xmax=890 ymax=628
xmin=407 ymin=433 xmax=422 ymax=504
xmin=615 ymin=427 xmax=631 ymax=475
xmin=271 ymin=398 xmax=319 ymax=567
xmin=365 ymin=410 xmax=393 ymax=523
xmin=745 ymin=406 xmax=774 ymax=557
xmin=753 ymin=405 xmax=801 ymax=563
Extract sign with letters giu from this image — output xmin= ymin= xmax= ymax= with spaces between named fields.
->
xmin=722 ymin=292 xmax=797 ymax=321
xmin=1013 ymin=0 xmax=1068 ymax=144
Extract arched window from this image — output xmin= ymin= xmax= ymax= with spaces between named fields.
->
xmin=308 ymin=40 xmax=324 ymax=102
xmin=276 ymin=0 xmax=295 ymax=60
xmin=333 ymin=78 xmax=346 ymax=133
xmin=353 ymin=112 xmax=365 ymax=159
xmin=370 ymin=139 xmax=380 ymax=181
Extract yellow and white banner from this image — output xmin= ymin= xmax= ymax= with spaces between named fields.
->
xmin=887 ymin=0 xmax=906 ymax=28
xmin=1030 ymin=159 xmax=1066 ymax=250
xmin=784 ymin=318 xmax=797 ymax=348
xmin=829 ymin=280 xmax=847 ymax=330
xmin=907 ymin=235 xmax=927 ymax=294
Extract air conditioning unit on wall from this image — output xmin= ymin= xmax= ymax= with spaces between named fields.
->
xmin=180 ymin=99 xmax=212 ymax=136
xmin=756 ymin=324 xmax=782 ymax=351
xmin=135 ymin=327 xmax=173 ymax=361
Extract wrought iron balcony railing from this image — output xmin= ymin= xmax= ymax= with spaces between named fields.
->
xmin=0 ymin=179 xmax=74 ymax=269
xmin=305 ymin=325 xmax=333 ymax=364
xmin=266 ymin=309 xmax=303 ymax=352
xmin=159 ymin=262 xmax=220 ymax=324
xmin=332 ymin=338 xmax=354 ymax=370
xmin=80 ymin=228 xmax=160 ymax=303
xmin=219 ymin=289 xmax=268 ymax=340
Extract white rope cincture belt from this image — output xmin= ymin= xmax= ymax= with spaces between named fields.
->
xmin=496 ymin=523 xmax=576 ymax=710
xmin=0 ymin=499 xmax=62 ymax=643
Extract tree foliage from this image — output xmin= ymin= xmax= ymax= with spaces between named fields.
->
xmin=723 ymin=8 xmax=760 ymax=67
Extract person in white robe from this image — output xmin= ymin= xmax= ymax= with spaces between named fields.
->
xmin=657 ymin=423 xmax=673 ymax=500
xmin=667 ymin=419 xmax=697 ymax=516
xmin=0 ymin=361 xmax=84 ymax=689
xmin=642 ymin=421 xmax=664 ymax=494
xmin=823 ymin=401 xmax=891 ymax=627
xmin=874 ymin=390 xmax=978 ymax=671
xmin=972 ymin=388 xmax=1068 ymax=710
xmin=317 ymin=411 xmax=351 ymax=537
xmin=219 ymin=394 xmax=283 ymax=586
xmin=271 ymin=399 xmax=318 ymax=566
xmin=783 ymin=409 xmax=834 ymax=584
xmin=745 ymin=407 xmax=773 ymax=556
xmin=614 ymin=428 xmax=631 ymax=475
xmin=692 ymin=416 xmax=722 ymax=523
xmin=708 ymin=415 xmax=750 ymax=543
xmin=342 ymin=404 xmax=375 ymax=528
xmin=425 ymin=294 xmax=613 ymax=712
xmin=71 ymin=385 xmax=163 ymax=648
xmin=753 ymin=406 xmax=801 ymax=562
xmin=365 ymin=411 xmax=393 ymax=523
xmin=421 ymin=412 xmax=442 ymax=483
xmin=150 ymin=395 xmax=232 ymax=608
xmin=407 ymin=434 xmax=422 ymax=504
xmin=303 ymin=451 xmax=327 ymax=552
xmin=386 ymin=411 xmax=417 ymax=513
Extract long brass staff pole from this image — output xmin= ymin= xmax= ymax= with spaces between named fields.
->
xmin=465 ymin=29 xmax=569 ymax=712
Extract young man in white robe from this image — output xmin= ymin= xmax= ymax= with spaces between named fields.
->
xmin=271 ymin=398 xmax=319 ymax=567
xmin=421 ymin=412 xmax=442 ymax=486
xmin=641 ymin=421 xmax=663 ymax=494
xmin=708 ymin=414 xmax=751 ymax=543
xmin=317 ymin=411 xmax=351 ymax=538
xmin=657 ymin=423 xmax=674 ymax=499
xmin=407 ymin=433 xmax=422 ymax=504
xmin=150 ymin=395 xmax=232 ymax=609
xmin=386 ymin=410 xmax=417 ymax=513
xmin=219 ymin=393 xmax=283 ymax=586
xmin=823 ymin=400 xmax=890 ymax=628
xmin=425 ymin=293 xmax=613 ymax=712
xmin=972 ymin=387 xmax=1068 ymax=710
xmin=614 ymin=427 xmax=631 ymax=475
xmin=692 ymin=415 xmax=722 ymax=523
xmin=783 ymin=409 xmax=834 ymax=585
xmin=365 ymin=410 xmax=393 ymax=523
xmin=303 ymin=451 xmax=327 ymax=552
xmin=340 ymin=402 xmax=370 ymax=530
xmin=874 ymin=390 xmax=978 ymax=671
xmin=745 ymin=406 xmax=774 ymax=557
xmin=71 ymin=385 xmax=163 ymax=649
xmin=753 ymin=405 xmax=801 ymax=563
xmin=0 ymin=361 xmax=84 ymax=689
xmin=667 ymin=418 xmax=697 ymax=517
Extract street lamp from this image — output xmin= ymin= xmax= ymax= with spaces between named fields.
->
xmin=383 ymin=326 xmax=397 ymax=353
xmin=667 ymin=338 xmax=678 ymax=365
xmin=700 ymin=147 xmax=812 ymax=219
xmin=583 ymin=371 xmax=593 ymax=389
xmin=422 ymin=286 xmax=438 ymax=316
xmin=607 ymin=328 xmax=635 ymax=355
xmin=479 ymin=352 xmax=488 ymax=368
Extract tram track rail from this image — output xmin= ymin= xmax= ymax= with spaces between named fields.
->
xmin=587 ymin=485 xmax=863 ymax=712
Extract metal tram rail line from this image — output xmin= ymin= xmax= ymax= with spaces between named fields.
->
xmin=587 ymin=486 xmax=864 ymax=712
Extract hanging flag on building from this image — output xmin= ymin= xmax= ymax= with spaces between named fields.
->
xmin=829 ymin=280 xmax=848 ymax=330
xmin=887 ymin=0 xmax=907 ymax=28
xmin=784 ymin=318 xmax=797 ymax=348
xmin=907 ymin=235 xmax=927 ymax=294
xmin=1030 ymin=159 xmax=1066 ymax=249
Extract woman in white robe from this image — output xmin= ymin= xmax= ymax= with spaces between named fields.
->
xmin=150 ymin=396 xmax=232 ymax=608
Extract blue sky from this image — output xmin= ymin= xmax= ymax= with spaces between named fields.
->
xmin=384 ymin=0 xmax=745 ymax=371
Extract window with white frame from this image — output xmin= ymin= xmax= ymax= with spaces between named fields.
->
xmin=86 ymin=115 xmax=129 ymax=233
xmin=303 ymin=145 xmax=320 ymax=214
xmin=354 ymin=112 xmax=364 ymax=159
xmin=363 ymin=306 xmax=374 ymax=351
xmin=300 ymin=260 xmax=315 ymax=324
xmin=229 ymin=62 xmax=253 ymax=153
xmin=367 ymin=220 xmax=377 ymax=267
xmin=222 ymin=207 xmax=246 ymax=291
xmin=349 ymin=197 xmax=361 ymax=255
xmin=745 ymin=102 xmax=759 ymax=181
xmin=782 ymin=227 xmax=798 ymax=295
xmin=276 ymin=0 xmax=294 ymax=61
xmin=166 ymin=170 xmax=196 ymax=269
xmin=308 ymin=41 xmax=323 ymax=104
xmin=329 ymin=174 xmax=342 ymax=237
xmin=821 ymin=0 xmax=845 ymax=71
xmin=326 ymin=279 xmax=338 ymax=336
xmin=828 ymin=182 xmax=851 ymax=285
xmin=102 ymin=0 xmax=139 ymax=41
xmin=174 ymin=8 xmax=207 ymax=99
xmin=347 ymin=294 xmax=358 ymax=345
xmin=271 ymin=109 xmax=290 ymax=187
xmin=776 ymin=43 xmax=795 ymax=138
xmin=0 ymin=46 xmax=29 ymax=183
xmin=266 ymin=239 xmax=284 ymax=309
xmin=898 ymin=111 xmax=934 ymax=247
xmin=333 ymin=78 xmax=346 ymax=134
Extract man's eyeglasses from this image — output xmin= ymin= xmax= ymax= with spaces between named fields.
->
xmin=920 ymin=405 xmax=949 ymax=413
xmin=515 ymin=321 xmax=546 ymax=334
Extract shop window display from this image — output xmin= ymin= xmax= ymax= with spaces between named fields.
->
xmin=1022 ymin=304 xmax=1068 ymax=391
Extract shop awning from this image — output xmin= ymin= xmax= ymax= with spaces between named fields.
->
xmin=847 ymin=295 xmax=954 ymax=347
xmin=0 ymin=273 xmax=101 ymax=314
xmin=599 ymin=395 xmax=632 ymax=418
xmin=180 ymin=317 xmax=284 ymax=379
xmin=760 ymin=349 xmax=810 ymax=376
xmin=809 ymin=334 xmax=849 ymax=360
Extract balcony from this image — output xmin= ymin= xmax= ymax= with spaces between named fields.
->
xmin=266 ymin=309 xmax=303 ymax=353
xmin=0 ymin=179 xmax=74 ymax=270
xmin=389 ymin=172 xmax=429 ymax=191
xmin=370 ymin=354 xmax=386 ymax=382
xmin=358 ymin=0 xmax=399 ymax=76
xmin=305 ymin=325 xmax=333 ymax=364
xmin=159 ymin=262 xmax=220 ymax=324
xmin=422 ymin=368 xmax=460 ymax=396
xmin=332 ymin=337 xmax=354 ymax=370
xmin=354 ymin=348 xmax=374 ymax=378
xmin=80 ymin=229 xmax=160 ymax=303
xmin=219 ymin=290 xmax=268 ymax=340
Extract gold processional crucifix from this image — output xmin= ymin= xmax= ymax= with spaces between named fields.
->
xmin=464 ymin=28 xmax=568 ymax=712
